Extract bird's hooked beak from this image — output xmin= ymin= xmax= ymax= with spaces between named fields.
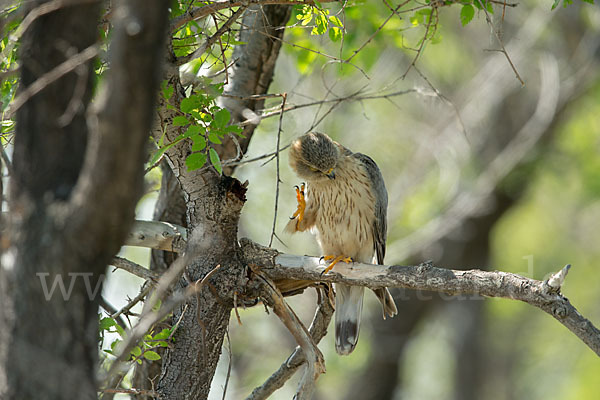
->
xmin=326 ymin=167 xmax=336 ymax=180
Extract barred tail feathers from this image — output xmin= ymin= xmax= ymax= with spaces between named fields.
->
xmin=334 ymin=284 xmax=364 ymax=356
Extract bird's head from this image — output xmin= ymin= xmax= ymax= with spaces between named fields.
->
xmin=288 ymin=132 xmax=339 ymax=182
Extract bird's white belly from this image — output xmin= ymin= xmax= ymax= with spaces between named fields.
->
xmin=309 ymin=164 xmax=376 ymax=263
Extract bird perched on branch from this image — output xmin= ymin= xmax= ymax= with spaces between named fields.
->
xmin=285 ymin=132 xmax=397 ymax=355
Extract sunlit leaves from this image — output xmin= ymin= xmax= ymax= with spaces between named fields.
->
xmin=98 ymin=315 xmax=173 ymax=366
xmin=295 ymin=4 xmax=345 ymax=40
xmin=150 ymin=80 xmax=243 ymax=174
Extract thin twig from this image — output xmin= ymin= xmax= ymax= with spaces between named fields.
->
xmin=111 ymin=283 xmax=152 ymax=320
xmin=401 ymin=5 xmax=437 ymax=79
xmin=222 ymin=329 xmax=233 ymax=400
xmin=476 ymin=0 xmax=524 ymax=85
xmin=346 ymin=0 xmax=411 ymax=63
xmin=268 ymin=93 xmax=287 ymax=247
xmin=99 ymin=296 xmax=129 ymax=330
xmin=110 ymin=256 xmax=158 ymax=282
xmin=175 ymin=6 xmax=246 ymax=66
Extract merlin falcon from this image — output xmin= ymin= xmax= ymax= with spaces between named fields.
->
xmin=285 ymin=132 xmax=397 ymax=355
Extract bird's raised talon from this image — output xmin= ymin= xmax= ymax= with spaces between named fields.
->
xmin=290 ymin=183 xmax=306 ymax=226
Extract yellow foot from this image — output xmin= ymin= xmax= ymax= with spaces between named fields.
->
xmin=290 ymin=183 xmax=306 ymax=227
xmin=320 ymin=255 xmax=353 ymax=275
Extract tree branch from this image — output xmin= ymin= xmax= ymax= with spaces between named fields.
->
xmin=240 ymin=239 xmax=600 ymax=357
xmin=125 ymin=220 xmax=187 ymax=252
xmin=257 ymin=275 xmax=326 ymax=400
xmin=246 ymin=287 xmax=334 ymax=400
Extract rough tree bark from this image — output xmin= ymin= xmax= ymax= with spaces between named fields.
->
xmin=153 ymin=5 xmax=292 ymax=399
xmin=0 ymin=0 xmax=170 ymax=398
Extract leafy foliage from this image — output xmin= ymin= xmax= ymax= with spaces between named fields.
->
xmin=99 ymin=314 xmax=174 ymax=365
xmin=150 ymin=79 xmax=244 ymax=174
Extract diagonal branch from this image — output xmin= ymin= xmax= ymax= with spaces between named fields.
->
xmin=257 ymin=275 xmax=326 ymax=400
xmin=246 ymin=288 xmax=334 ymax=400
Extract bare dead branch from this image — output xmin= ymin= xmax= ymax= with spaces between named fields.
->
xmin=100 ymin=388 xmax=158 ymax=397
xmin=125 ymin=220 xmax=187 ymax=252
xmin=111 ymin=283 xmax=152 ymax=320
xmin=110 ymin=257 xmax=158 ymax=282
xmin=240 ymin=239 xmax=600 ymax=357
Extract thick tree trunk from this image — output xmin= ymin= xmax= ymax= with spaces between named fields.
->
xmin=154 ymin=5 xmax=291 ymax=399
xmin=0 ymin=0 xmax=170 ymax=398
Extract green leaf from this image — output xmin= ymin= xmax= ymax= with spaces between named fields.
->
xmin=185 ymin=152 xmax=207 ymax=171
xmin=311 ymin=13 xmax=328 ymax=35
xmin=181 ymin=96 xmax=200 ymax=113
xmin=99 ymin=317 xmax=117 ymax=330
xmin=209 ymin=148 xmax=222 ymax=175
xmin=225 ymin=125 xmax=243 ymax=136
xmin=329 ymin=26 xmax=342 ymax=42
xmin=184 ymin=125 xmax=201 ymax=137
xmin=329 ymin=15 xmax=343 ymax=27
xmin=161 ymin=81 xmax=174 ymax=100
xmin=460 ymin=4 xmax=475 ymax=25
xmin=172 ymin=116 xmax=190 ymax=126
xmin=148 ymin=134 xmax=185 ymax=166
xmin=192 ymin=136 xmax=206 ymax=151
xmin=115 ymin=324 xmax=125 ymax=338
xmin=213 ymin=108 xmax=231 ymax=129
xmin=131 ymin=346 xmax=142 ymax=357
xmin=208 ymin=131 xmax=222 ymax=144
xmin=551 ymin=0 xmax=560 ymax=8
xmin=144 ymin=351 xmax=162 ymax=361
xmin=153 ymin=329 xmax=172 ymax=340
